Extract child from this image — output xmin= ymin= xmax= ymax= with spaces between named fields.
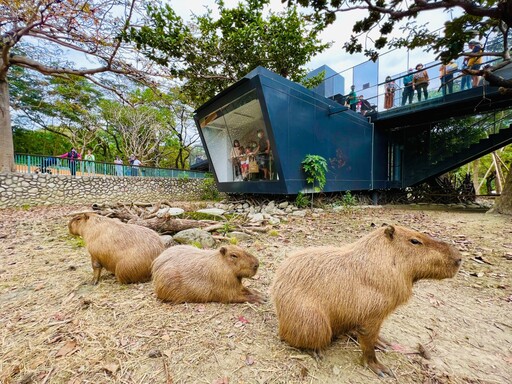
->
xmin=240 ymin=146 xmax=252 ymax=181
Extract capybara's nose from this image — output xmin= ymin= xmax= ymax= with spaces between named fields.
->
xmin=253 ymin=262 xmax=259 ymax=271
xmin=455 ymin=258 xmax=462 ymax=267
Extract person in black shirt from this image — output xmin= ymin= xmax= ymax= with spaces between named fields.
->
xmin=256 ymin=129 xmax=270 ymax=180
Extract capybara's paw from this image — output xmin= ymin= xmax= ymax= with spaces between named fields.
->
xmin=375 ymin=336 xmax=392 ymax=351
xmin=247 ymin=293 xmax=265 ymax=304
xmin=367 ymin=360 xmax=395 ymax=378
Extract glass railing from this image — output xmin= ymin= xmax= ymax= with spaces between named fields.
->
xmin=358 ymin=56 xmax=506 ymax=115
xmin=14 ymin=154 xmax=208 ymax=179
xmin=334 ymin=32 xmax=511 ymax=114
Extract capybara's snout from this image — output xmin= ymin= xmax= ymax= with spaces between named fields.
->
xmin=446 ymin=246 xmax=463 ymax=275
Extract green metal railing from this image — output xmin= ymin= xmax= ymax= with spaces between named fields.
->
xmin=14 ymin=154 xmax=207 ymax=179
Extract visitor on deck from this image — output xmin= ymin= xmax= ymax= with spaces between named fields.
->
xmin=401 ymin=69 xmax=414 ymax=106
xmin=460 ymin=59 xmax=472 ymax=90
xmin=384 ymin=76 xmax=398 ymax=109
xmin=467 ymin=41 xmax=483 ymax=88
xmin=347 ymin=85 xmax=358 ymax=111
xmin=413 ymin=63 xmax=429 ymax=102
xmin=439 ymin=60 xmax=457 ymax=95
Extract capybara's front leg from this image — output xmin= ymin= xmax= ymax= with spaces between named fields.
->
xmin=91 ymin=260 xmax=102 ymax=285
xmin=230 ymin=287 xmax=263 ymax=304
xmin=358 ymin=325 xmax=395 ymax=378
xmin=242 ymin=287 xmax=265 ymax=304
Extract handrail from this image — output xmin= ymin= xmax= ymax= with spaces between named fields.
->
xmin=14 ymin=153 xmax=207 ymax=179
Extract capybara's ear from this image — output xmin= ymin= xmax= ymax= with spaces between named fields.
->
xmin=384 ymin=225 xmax=395 ymax=240
xmin=219 ymin=246 xmax=227 ymax=256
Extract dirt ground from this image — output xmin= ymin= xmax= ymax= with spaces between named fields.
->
xmin=1 ymin=203 xmax=511 ymax=384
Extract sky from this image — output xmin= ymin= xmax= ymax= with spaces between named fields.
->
xmin=169 ymin=0 xmax=460 ymax=93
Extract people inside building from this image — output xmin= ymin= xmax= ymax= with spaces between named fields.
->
xmin=401 ymin=69 xmax=414 ymax=106
xmin=230 ymin=139 xmax=243 ymax=181
xmin=413 ymin=63 xmax=429 ymax=102
xmin=255 ymin=129 xmax=270 ymax=180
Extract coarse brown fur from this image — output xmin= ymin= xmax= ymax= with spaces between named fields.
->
xmin=68 ymin=213 xmax=165 ymax=284
xmin=271 ymin=225 xmax=462 ymax=377
xmin=152 ymin=245 xmax=262 ymax=304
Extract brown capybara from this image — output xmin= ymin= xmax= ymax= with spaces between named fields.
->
xmin=68 ymin=213 xmax=165 ymax=284
xmin=152 ymin=245 xmax=262 ymax=304
xmin=271 ymin=225 xmax=462 ymax=377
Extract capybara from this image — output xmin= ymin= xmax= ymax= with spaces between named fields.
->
xmin=68 ymin=213 xmax=165 ymax=284
xmin=152 ymin=245 xmax=262 ymax=304
xmin=271 ymin=225 xmax=462 ymax=377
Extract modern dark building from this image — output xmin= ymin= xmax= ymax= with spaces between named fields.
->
xmin=194 ymin=66 xmax=512 ymax=195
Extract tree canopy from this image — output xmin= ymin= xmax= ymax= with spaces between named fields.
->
xmin=0 ymin=0 xmax=158 ymax=172
xmin=125 ymin=0 xmax=331 ymax=107
xmin=284 ymin=0 xmax=512 ymax=93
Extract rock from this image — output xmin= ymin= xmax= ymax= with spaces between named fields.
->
xmin=160 ymin=235 xmax=176 ymax=248
xmin=196 ymin=208 xmax=225 ymax=217
xmin=228 ymin=231 xmax=252 ymax=241
xmin=292 ymin=210 xmax=307 ymax=217
xmin=173 ymin=228 xmax=216 ymax=248
xmin=168 ymin=207 xmax=185 ymax=216
xmin=268 ymin=217 xmax=281 ymax=225
xmin=249 ymin=213 xmax=264 ymax=223
xmin=278 ymin=201 xmax=289 ymax=209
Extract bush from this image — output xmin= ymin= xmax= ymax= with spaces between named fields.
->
xmin=295 ymin=192 xmax=310 ymax=208
xmin=200 ymin=174 xmax=220 ymax=200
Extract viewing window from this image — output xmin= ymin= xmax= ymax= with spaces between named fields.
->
xmin=199 ymin=90 xmax=278 ymax=182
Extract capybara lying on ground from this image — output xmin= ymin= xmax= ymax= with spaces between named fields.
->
xmin=152 ymin=245 xmax=262 ymax=304
xmin=68 ymin=213 xmax=165 ymax=284
xmin=271 ymin=224 xmax=462 ymax=377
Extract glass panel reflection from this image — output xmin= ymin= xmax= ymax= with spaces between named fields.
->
xmin=199 ymin=90 xmax=278 ymax=182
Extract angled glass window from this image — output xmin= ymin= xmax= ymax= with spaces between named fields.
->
xmin=199 ymin=89 xmax=277 ymax=182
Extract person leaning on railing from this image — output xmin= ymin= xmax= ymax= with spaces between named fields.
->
xmin=59 ymin=148 xmax=81 ymax=177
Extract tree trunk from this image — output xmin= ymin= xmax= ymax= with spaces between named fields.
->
xmin=472 ymin=159 xmax=480 ymax=194
xmin=493 ymin=169 xmax=512 ymax=214
xmin=0 ymin=79 xmax=15 ymax=173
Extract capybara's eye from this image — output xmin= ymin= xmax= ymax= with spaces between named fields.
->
xmin=231 ymin=254 xmax=238 ymax=259
xmin=410 ymin=239 xmax=422 ymax=245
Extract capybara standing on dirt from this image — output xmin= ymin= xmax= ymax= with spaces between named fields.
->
xmin=271 ymin=225 xmax=462 ymax=377
xmin=152 ymin=245 xmax=262 ymax=304
xmin=68 ymin=213 xmax=165 ymax=284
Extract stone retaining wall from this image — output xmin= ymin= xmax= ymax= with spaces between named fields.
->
xmin=0 ymin=173 xmax=205 ymax=208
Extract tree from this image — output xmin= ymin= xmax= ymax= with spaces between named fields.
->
xmin=0 ymin=0 xmax=157 ymax=173
xmin=125 ymin=0 xmax=330 ymax=107
xmin=100 ymin=88 xmax=200 ymax=168
xmin=286 ymin=0 xmax=512 ymax=213
xmin=284 ymin=0 xmax=512 ymax=93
